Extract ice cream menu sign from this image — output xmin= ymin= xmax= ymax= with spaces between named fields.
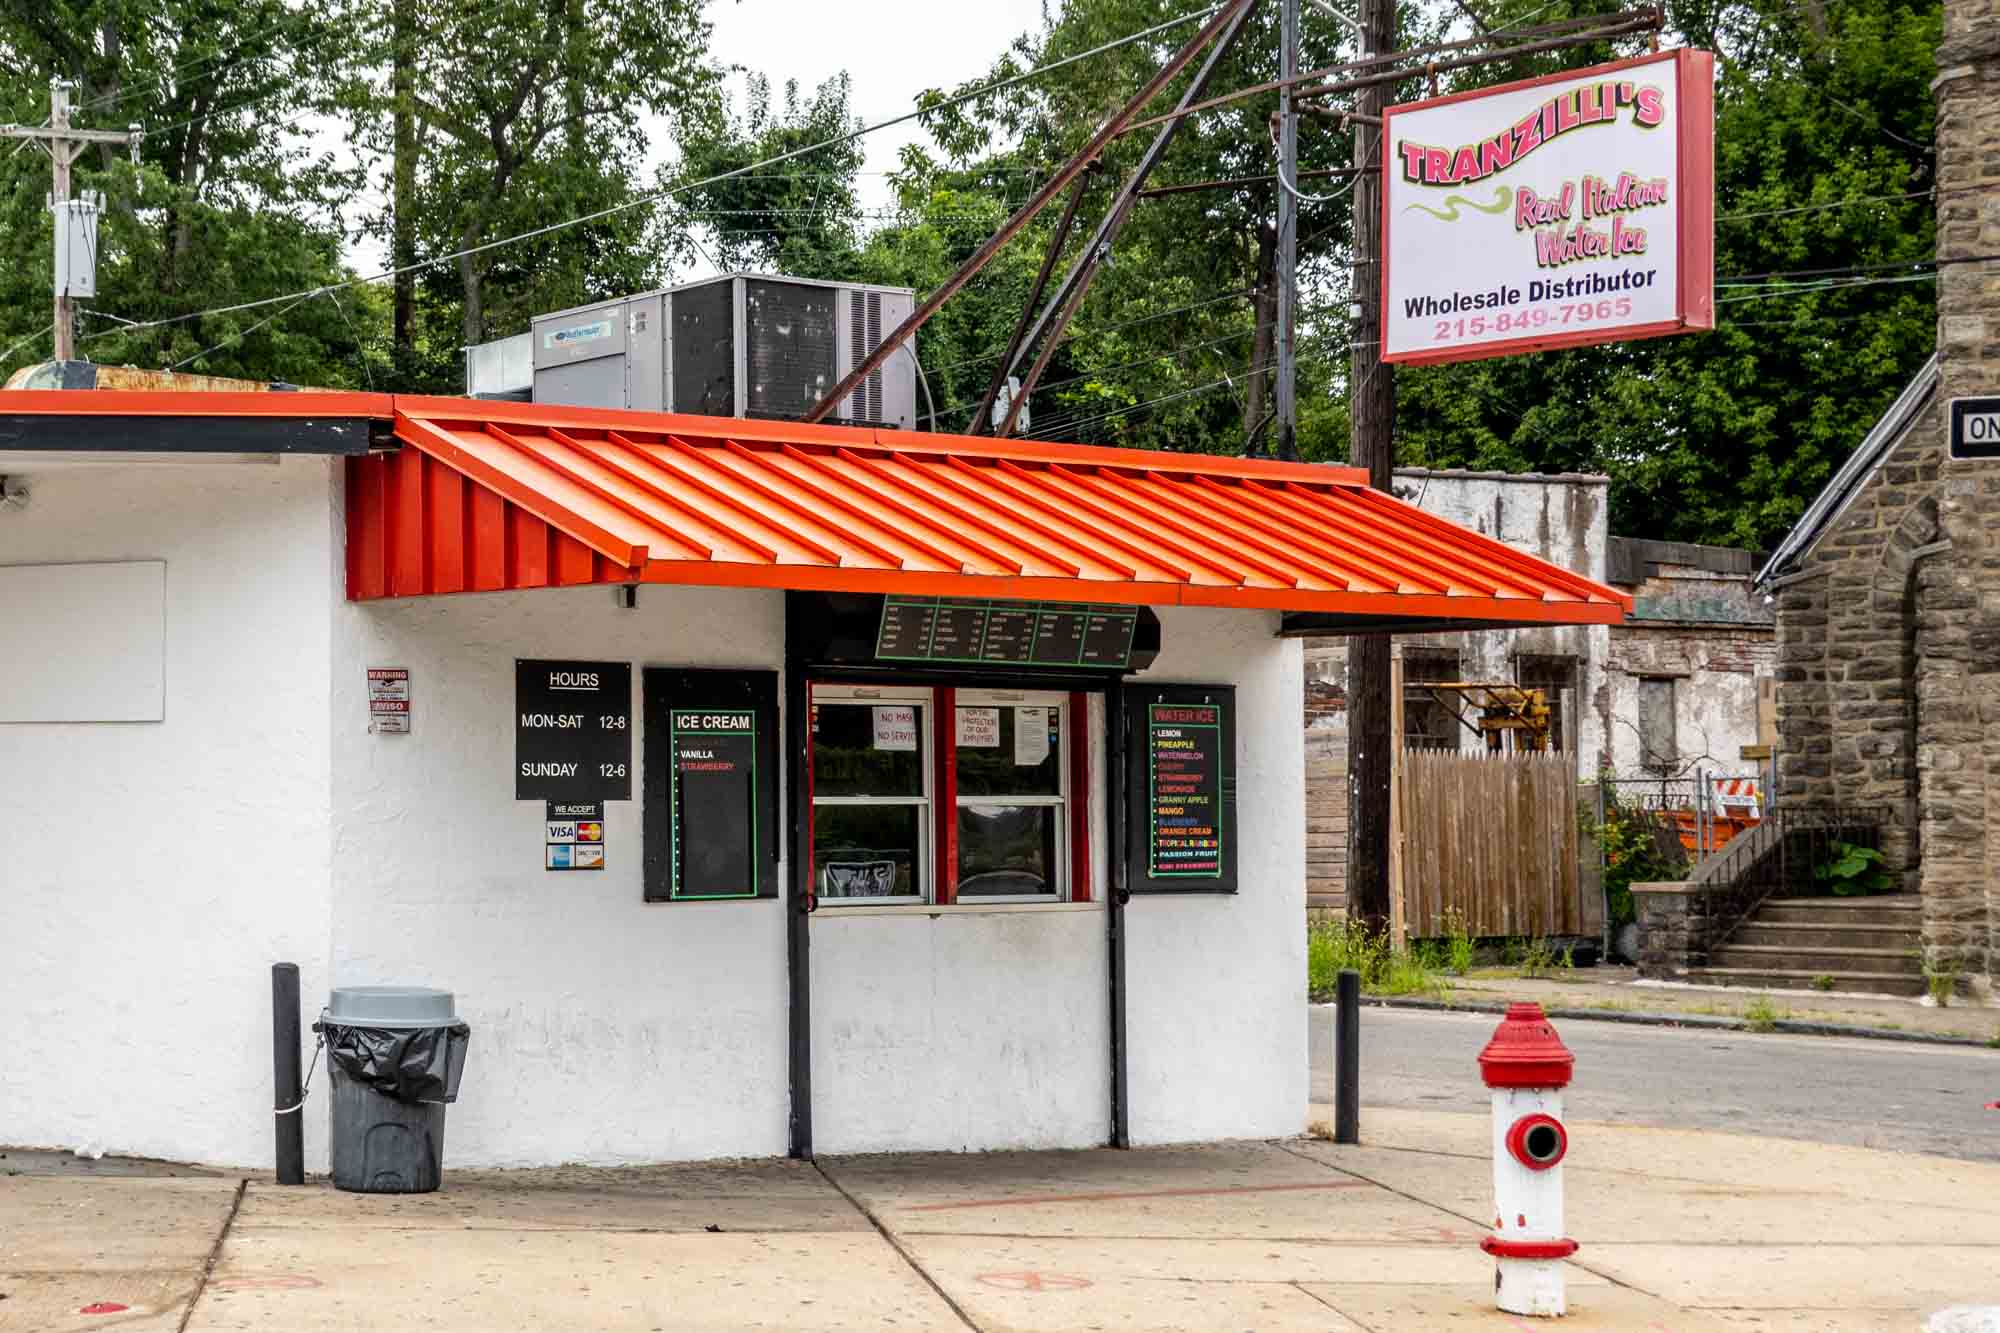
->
xmin=1124 ymin=684 xmax=1237 ymax=893
xmin=641 ymin=669 xmax=780 ymax=904
xmin=669 ymin=709 xmax=759 ymax=899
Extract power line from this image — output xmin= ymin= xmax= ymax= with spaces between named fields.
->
xmin=924 ymin=289 xmax=1255 ymax=375
xmin=82 ymin=2 xmax=1228 ymax=351
xmin=0 ymin=323 xmax=54 ymax=364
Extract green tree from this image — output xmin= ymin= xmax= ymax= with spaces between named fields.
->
xmin=669 ymin=73 xmax=866 ymax=278
xmin=851 ymin=0 xmax=1384 ymax=453
xmin=333 ymin=0 xmax=718 ymax=383
xmin=0 ymin=1 xmax=375 ymax=384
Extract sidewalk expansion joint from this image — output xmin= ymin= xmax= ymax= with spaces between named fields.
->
xmin=812 ymin=1160 xmax=983 ymax=1332
xmin=175 ymin=1176 xmax=246 ymax=1333
xmin=1272 ymin=1141 xmax=1665 ymax=1303
xmin=1294 ymin=1278 xmax=1383 ymax=1332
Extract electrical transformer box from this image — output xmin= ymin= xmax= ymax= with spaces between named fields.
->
xmin=514 ymin=273 xmax=917 ymax=428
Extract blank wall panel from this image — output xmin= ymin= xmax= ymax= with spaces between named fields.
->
xmin=0 ymin=561 xmax=166 ymax=722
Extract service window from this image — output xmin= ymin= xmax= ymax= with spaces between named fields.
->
xmin=809 ymin=684 xmax=1078 ymax=906
xmin=810 ymin=685 xmax=931 ymax=902
xmin=953 ymin=690 xmax=1068 ymax=901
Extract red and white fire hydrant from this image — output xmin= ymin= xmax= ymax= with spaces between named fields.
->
xmin=1477 ymin=1002 xmax=1577 ymax=1317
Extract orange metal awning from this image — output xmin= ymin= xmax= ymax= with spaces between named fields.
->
xmin=0 ymin=389 xmax=1629 ymax=628
xmin=344 ymin=396 xmax=1630 ymax=629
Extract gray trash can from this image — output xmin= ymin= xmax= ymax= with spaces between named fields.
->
xmin=317 ymin=986 xmax=470 ymax=1194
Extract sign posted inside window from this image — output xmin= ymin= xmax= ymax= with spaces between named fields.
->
xmin=873 ymin=705 xmax=919 ymax=751
xmin=642 ymin=669 xmax=780 ymax=903
xmin=516 ymin=660 xmax=632 ymax=801
xmin=1123 ymin=685 xmax=1237 ymax=893
xmin=957 ymin=707 xmax=1000 ymax=748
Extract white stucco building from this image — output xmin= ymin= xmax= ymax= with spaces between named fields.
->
xmin=1 ymin=392 xmax=1625 ymax=1169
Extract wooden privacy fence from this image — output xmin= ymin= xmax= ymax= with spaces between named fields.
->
xmin=1395 ymin=749 xmax=1584 ymax=939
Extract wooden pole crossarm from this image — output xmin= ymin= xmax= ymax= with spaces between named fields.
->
xmin=800 ymin=0 xmax=1259 ymax=424
xmin=1119 ymin=9 xmax=1663 ymax=137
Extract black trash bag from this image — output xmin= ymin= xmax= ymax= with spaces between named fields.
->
xmin=316 ymin=1021 xmax=470 ymax=1104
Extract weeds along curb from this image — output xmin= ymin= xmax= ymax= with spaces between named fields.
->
xmin=1337 ymin=995 xmax=1999 ymax=1050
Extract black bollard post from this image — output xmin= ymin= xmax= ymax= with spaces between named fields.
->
xmin=272 ymin=962 xmax=304 ymax=1185
xmin=1334 ymin=968 xmax=1360 ymax=1145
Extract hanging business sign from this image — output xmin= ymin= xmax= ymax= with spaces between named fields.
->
xmin=1949 ymin=396 xmax=2000 ymax=461
xmin=1123 ymin=684 xmax=1238 ymax=894
xmin=642 ymin=669 xmax=780 ymax=903
xmin=515 ymin=659 xmax=632 ymax=801
xmin=1381 ymin=48 xmax=1715 ymax=366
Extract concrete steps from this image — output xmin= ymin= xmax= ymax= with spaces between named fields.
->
xmin=1688 ymin=894 xmax=1925 ymax=998
xmin=1682 ymin=965 xmax=1929 ymax=997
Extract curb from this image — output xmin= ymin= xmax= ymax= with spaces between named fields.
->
xmin=1343 ymin=995 xmax=1998 ymax=1049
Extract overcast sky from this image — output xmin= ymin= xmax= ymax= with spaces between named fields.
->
xmin=698 ymin=0 xmax=1047 ymax=205
xmin=337 ymin=0 xmax=1048 ymax=277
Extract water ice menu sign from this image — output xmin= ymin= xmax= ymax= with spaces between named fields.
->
xmin=1123 ymin=684 xmax=1237 ymax=894
xmin=516 ymin=659 xmax=632 ymax=801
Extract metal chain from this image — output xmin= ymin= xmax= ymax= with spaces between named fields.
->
xmin=275 ymin=1035 xmax=324 ymax=1116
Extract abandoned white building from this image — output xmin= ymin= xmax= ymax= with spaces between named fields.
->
xmin=1304 ymin=468 xmax=1775 ymax=916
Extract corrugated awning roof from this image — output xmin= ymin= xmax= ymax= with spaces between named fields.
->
xmin=0 ymin=389 xmax=1630 ymax=626
xmin=346 ymin=397 xmax=1629 ymax=627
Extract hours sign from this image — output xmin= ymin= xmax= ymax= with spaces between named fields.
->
xmin=515 ymin=660 xmax=632 ymax=801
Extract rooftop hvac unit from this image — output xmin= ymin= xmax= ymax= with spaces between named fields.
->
xmin=490 ymin=273 xmax=916 ymax=428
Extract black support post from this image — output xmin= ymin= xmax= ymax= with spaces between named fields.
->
xmin=784 ymin=596 xmax=814 ymax=1160
xmin=271 ymin=962 xmax=304 ymax=1185
xmin=1335 ymin=969 xmax=1360 ymax=1145
xmin=1106 ymin=688 xmax=1130 ymax=1149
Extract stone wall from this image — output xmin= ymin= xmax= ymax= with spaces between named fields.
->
xmin=1930 ymin=0 xmax=2000 ymax=990
xmin=1772 ymin=0 xmax=2000 ymax=991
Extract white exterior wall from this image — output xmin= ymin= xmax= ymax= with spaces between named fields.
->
xmin=331 ymin=583 xmax=790 ymax=1168
xmin=1126 ymin=608 xmax=1307 ymax=1144
xmin=810 ymin=908 xmax=1110 ymax=1153
xmin=4 ymin=464 xmax=1308 ymax=1166
xmin=0 ymin=459 xmax=338 ymax=1167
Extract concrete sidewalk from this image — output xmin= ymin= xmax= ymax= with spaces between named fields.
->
xmin=6 ymin=1108 xmax=1998 ymax=1332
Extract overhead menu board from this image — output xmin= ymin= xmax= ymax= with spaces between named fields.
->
xmin=875 ymin=596 xmax=1139 ymax=669
xmin=1123 ymin=684 xmax=1237 ymax=894
xmin=515 ymin=660 xmax=632 ymax=801
xmin=642 ymin=669 xmax=780 ymax=903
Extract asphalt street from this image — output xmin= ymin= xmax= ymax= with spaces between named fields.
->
xmin=1310 ymin=1004 xmax=2000 ymax=1161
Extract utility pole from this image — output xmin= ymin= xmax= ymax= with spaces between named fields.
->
xmin=392 ymin=0 xmax=418 ymax=365
xmin=1345 ymin=0 xmax=1397 ymax=933
xmin=0 ymin=80 xmax=143 ymax=363
xmin=1274 ymin=0 xmax=1300 ymax=462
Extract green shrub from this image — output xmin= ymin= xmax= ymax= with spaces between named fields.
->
xmin=1741 ymin=995 xmax=1785 ymax=1032
xmin=1814 ymin=842 xmax=1894 ymax=896
xmin=1593 ymin=805 xmax=1688 ymax=927
xmin=1306 ymin=919 xmax=1449 ymax=1001
xmin=1442 ymin=909 xmax=1475 ymax=976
